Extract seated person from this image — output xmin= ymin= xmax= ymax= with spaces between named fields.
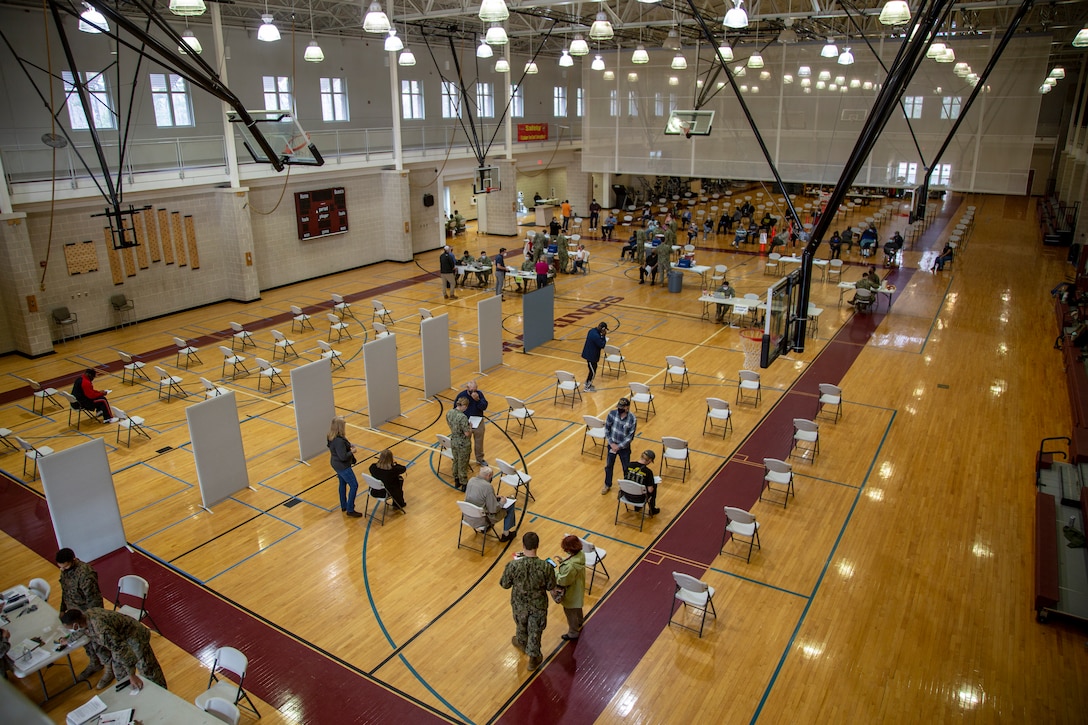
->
xmin=72 ymin=368 xmax=113 ymax=421
xmin=457 ymin=250 xmax=474 ymax=286
xmin=883 ymin=235 xmax=903 ymax=267
xmin=475 ymin=251 xmax=492 ymax=286
xmin=640 ymin=250 xmax=660 ymax=285
xmin=533 ymin=192 xmax=543 ymax=206
xmin=681 ymin=209 xmax=692 ymax=225
xmin=859 ymin=228 xmax=879 ymax=255
xmin=620 ymin=233 xmax=639 ymax=260
xmin=602 ymin=214 xmax=617 ymax=240
xmin=769 ymin=232 xmax=788 ymax=253
xmin=703 ymin=219 xmax=714 ymax=240
xmin=573 ymin=245 xmax=588 ymax=273
xmin=717 ymin=212 xmax=732 ymax=234
xmin=687 ymin=223 xmax=698 ymax=244
xmin=453 ymin=211 xmax=465 ymax=233
xmin=516 ymin=255 xmax=534 ymax=291
xmin=549 ymin=217 xmax=562 ymax=236
xmin=733 ymin=226 xmax=748 ymax=248
xmin=760 ymin=213 xmax=774 ymax=230
xmin=842 ymin=226 xmax=855 ymax=252
xmin=713 ymin=280 xmax=736 ymax=323
xmin=622 ymin=450 xmax=659 ymax=515
xmin=641 ymin=206 xmax=652 ymax=226
xmin=932 ymin=243 xmax=955 ymax=271
xmin=828 ymin=231 xmax=843 ymax=259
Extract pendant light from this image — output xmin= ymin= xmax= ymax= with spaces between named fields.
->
xmin=783 ymin=74 xmax=793 ymax=84
xmin=838 ymin=47 xmax=854 ymax=65
xmin=671 ymin=52 xmax=687 ymax=70
xmin=398 ymin=32 xmax=415 ymax=66
xmin=495 ymin=57 xmax=510 ymax=72
xmin=591 ymin=54 xmax=605 ymax=71
xmin=603 ymin=70 xmax=615 ymax=81
xmin=632 ymin=44 xmax=649 ymax=64
xmin=820 ymin=38 xmax=837 ymax=58
xmin=1051 ymin=67 xmax=1066 ymax=79
xmin=478 ymin=0 xmax=509 ymax=23
xmin=663 ymin=28 xmax=681 ymax=50
xmin=570 ymin=34 xmax=589 ymax=56
xmin=718 ymin=42 xmax=733 ymax=62
xmin=304 ymin=0 xmax=323 ymax=62
xmin=798 ymin=65 xmax=811 ymax=77
xmin=879 ymin=0 xmax=911 ymax=26
xmin=1075 ymin=26 xmax=1088 ymax=48
xmin=169 ymin=0 xmax=206 ymax=17
xmin=78 ymin=2 xmax=109 ymax=33
xmin=628 ymin=72 xmax=638 ymax=82
xmin=257 ymin=13 xmax=280 ymax=42
xmin=818 ymin=69 xmax=830 ymax=81
xmin=953 ymin=62 xmax=969 ymax=77
xmin=476 ymin=38 xmax=493 ymax=58
xmin=385 ymin=29 xmax=403 ymax=52
xmin=485 ymin=23 xmax=508 ymax=46
xmin=179 ymin=28 xmax=202 ymax=54
xmin=589 ymin=9 xmax=614 ymax=41
xmin=926 ymin=40 xmax=946 ymax=59
xmin=362 ymin=1 xmax=390 ymax=33
xmin=747 ymin=51 xmax=764 ymax=69
xmin=559 ymin=49 xmax=574 ymax=67
xmin=525 ymin=32 xmax=538 ymax=74
xmin=723 ymin=0 xmax=748 ymax=29
xmin=937 ymin=46 xmax=955 ymax=63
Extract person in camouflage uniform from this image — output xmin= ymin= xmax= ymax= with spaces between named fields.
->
xmin=55 ymin=548 xmax=108 ymax=684
xmin=60 ymin=607 xmax=166 ymax=691
xmin=500 ymin=531 xmax=557 ymax=670
xmin=447 ymin=396 xmax=471 ymax=491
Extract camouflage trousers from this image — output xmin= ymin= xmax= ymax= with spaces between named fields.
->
xmin=512 ymin=605 xmax=548 ymax=658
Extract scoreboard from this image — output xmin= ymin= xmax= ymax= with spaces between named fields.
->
xmin=295 ymin=187 xmax=348 ymax=240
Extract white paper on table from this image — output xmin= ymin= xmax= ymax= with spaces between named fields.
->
xmin=66 ymin=695 xmax=107 ymax=725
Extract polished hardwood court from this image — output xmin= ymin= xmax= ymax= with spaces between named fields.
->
xmin=0 ymin=192 xmax=1085 ymax=724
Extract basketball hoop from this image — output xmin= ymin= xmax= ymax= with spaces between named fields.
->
xmin=740 ymin=328 xmax=763 ymax=370
xmin=283 ymin=132 xmax=311 ymax=156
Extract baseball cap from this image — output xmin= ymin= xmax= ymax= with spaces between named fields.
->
xmin=617 ymin=397 xmax=630 ymax=408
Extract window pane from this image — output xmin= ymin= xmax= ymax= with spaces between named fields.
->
xmin=172 ymin=94 xmax=192 ymax=126
xmin=149 ymin=73 xmax=167 ymax=92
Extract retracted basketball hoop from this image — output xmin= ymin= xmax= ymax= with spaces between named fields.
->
xmin=740 ymin=328 xmax=765 ymax=370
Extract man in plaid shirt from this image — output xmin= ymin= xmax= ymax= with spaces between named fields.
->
xmin=601 ymin=397 xmax=637 ymax=495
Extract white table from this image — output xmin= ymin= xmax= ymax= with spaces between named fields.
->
xmin=74 ymin=678 xmax=223 ymax=724
xmin=455 ymin=264 xmax=490 ymax=287
xmin=779 ymin=256 xmax=830 ymax=279
xmin=2 ymin=585 xmax=90 ymax=704
xmin=697 ymin=295 xmax=766 ymax=325
xmin=678 ymin=264 xmax=712 ymax=288
xmin=506 ymin=269 xmax=555 ymax=292
xmin=837 ymin=281 xmax=896 ymax=309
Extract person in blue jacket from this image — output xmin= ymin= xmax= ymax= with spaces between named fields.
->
xmin=581 ymin=322 xmax=608 ymax=392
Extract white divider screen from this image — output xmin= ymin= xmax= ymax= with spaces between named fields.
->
xmin=421 ymin=314 xmax=452 ymax=399
xmin=291 ymin=357 xmax=335 ymax=462
xmin=478 ymin=296 xmax=503 ymax=372
xmin=187 ymin=391 xmax=250 ymax=509
xmin=522 ymin=284 xmax=555 ymax=352
xmin=364 ymin=334 xmax=401 ymax=426
xmin=39 ymin=438 xmax=126 ymax=562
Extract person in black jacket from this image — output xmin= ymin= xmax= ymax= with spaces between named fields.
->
xmin=327 ymin=417 xmax=361 ymax=517
xmin=640 ymin=250 xmax=659 ymax=285
xmin=368 ymin=449 xmax=408 ymax=510
xmin=581 ymin=322 xmax=608 ymax=392
xmin=439 ymin=245 xmax=458 ymax=299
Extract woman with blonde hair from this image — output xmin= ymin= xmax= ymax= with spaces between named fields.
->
xmin=327 ymin=417 xmax=361 ymax=518
xmin=369 ymin=449 xmax=408 ymax=510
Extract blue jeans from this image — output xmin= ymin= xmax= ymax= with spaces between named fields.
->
xmin=604 ymin=446 xmax=631 ymax=490
xmin=502 ymin=505 xmax=517 ymax=532
xmin=337 ymin=468 xmax=359 ymax=512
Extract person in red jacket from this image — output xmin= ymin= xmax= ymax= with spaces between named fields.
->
xmin=73 ymin=368 xmax=113 ymax=421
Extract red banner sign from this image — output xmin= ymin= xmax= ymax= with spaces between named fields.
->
xmin=517 ymin=123 xmax=549 ymax=142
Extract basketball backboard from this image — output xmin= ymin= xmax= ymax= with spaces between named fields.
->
xmin=664 ymin=110 xmax=715 ymax=137
xmin=227 ymin=110 xmax=324 ymax=167
xmin=473 ymin=165 xmax=501 ymax=194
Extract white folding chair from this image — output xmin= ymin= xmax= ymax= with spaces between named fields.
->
xmin=255 ymin=358 xmax=286 ymax=393
xmin=331 ymin=293 xmax=359 ymax=322
xmin=114 ymin=407 xmax=150 ymax=447
xmin=660 ymin=436 xmax=691 ymax=481
xmin=327 ymin=313 xmax=352 ymax=342
xmin=435 ymin=434 xmax=454 ymax=477
xmin=669 ymin=572 xmax=717 ymax=637
xmin=764 ymin=252 xmax=781 ymax=276
xmin=456 ymin=501 xmax=500 ymax=556
xmin=703 ymin=397 xmax=733 ymax=437
xmin=373 ymin=322 xmax=392 ymax=340
xmin=154 ymin=366 xmax=187 ymax=401
xmin=603 ymin=344 xmax=627 ymax=378
xmin=229 ymin=322 xmax=254 ymax=350
xmin=826 ymin=259 xmax=844 ymax=283
xmin=218 ymin=346 xmax=249 ymax=380
xmin=15 ymin=437 xmax=54 ymax=480
xmin=113 ymin=574 xmax=160 ymax=632
xmin=495 ymin=458 xmax=534 ymax=502
xmin=58 ymin=391 xmax=98 ymax=429
xmin=118 ymin=351 xmax=150 ymax=384
xmin=318 ymin=340 xmax=345 ymax=369
xmin=629 ymin=382 xmax=656 ymax=421
xmin=581 ymin=415 xmax=607 ymax=458
xmin=271 ymin=330 xmax=298 ymax=361
xmin=173 ymin=336 xmax=202 ymax=367
xmin=818 ymin=383 xmax=843 ymax=422
xmin=361 ymin=473 xmax=402 ymax=525
xmin=27 ymin=577 xmax=50 ymax=601
xmin=372 ymin=299 xmax=394 ymax=325
xmin=791 ymin=418 xmax=820 ymax=462
xmin=737 ymin=370 xmax=761 ymax=406
xmin=710 ymin=264 xmax=727 ymax=283
xmin=24 ymin=378 xmax=61 ymax=415
xmin=201 ymin=377 xmax=229 ymax=398
xmin=664 ymin=355 xmax=690 ymax=391
xmin=290 ymin=305 xmax=314 ymax=332
xmin=0 ymin=427 xmax=18 ymax=453
xmin=194 ymin=646 xmax=260 ymax=718
xmin=418 ymin=307 xmax=433 ymax=322
xmin=580 ymin=537 xmax=609 ymax=593
xmin=720 ymin=506 xmax=761 ymax=563
xmin=203 ymin=697 xmax=241 ymax=725
xmin=504 ymin=396 xmax=537 ymax=437
xmin=554 ymin=370 xmax=582 ymax=407
xmin=615 ymin=479 xmax=649 ymax=531
xmin=762 ymin=458 xmax=795 ymax=508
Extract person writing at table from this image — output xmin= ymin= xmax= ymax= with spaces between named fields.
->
xmin=852 ymin=266 xmax=880 ymax=305
xmin=476 ymin=251 xmax=492 ymax=287
xmin=73 ymin=368 xmax=114 ymax=422
xmin=713 ymin=280 xmax=736 ymax=323
xmin=640 ymin=249 xmax=659 ymax=285
xmin=457 ymin=250 xmax=474 ymax=287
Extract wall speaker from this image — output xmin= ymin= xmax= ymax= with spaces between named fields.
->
xmin=422 ymin=193 xmax=435 ymax=207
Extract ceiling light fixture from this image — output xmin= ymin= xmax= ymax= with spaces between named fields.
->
xmin=628 ymin=71 xmax=639 ymax=82
xmin=1051 ymin=67 xmax=1066 ymax=79
xmin=495 ymin=58 xmax=509 ymax=72
xmin=926 ymin=41 xmax=946 ymax=59
xmin=169 ymin=0 xmax=206 ymax=17
xmin=1075 ymin=26 xmax=1088 ymax=47
xmin=476 ymin=38 xmax=493 ymax=58
xmin=798 ymin=65 xmax=811 ymax=77
xmin=363 ymin=1 xmax=390 ymax=33
xmin=603 ymin=70 xmax=615 ymax=80
xmin=723 ymin=0 xmax=748 ymax=30
xmin=783 ymin=74 xmax=793 ymax=84
xmin=879 ymin=0 xmax=911 ymax=26
xmin=671 ymin=52 xmax=687 ymax=70
xmin=398 ymin=44 xmax=415 ymax=66
xmin=485 ymin=23 xmax=508 ymax=46
xmin=560 ymin=49 xmax=574 ymax=67
xmin=821 ymin=38 xmax=838 ymax=58
xmin=818 ymin=70 xmax=831 ymax=81
xmin=747 ymin=51 xmax=764 ymax=69
xmin=384 ymin=28 xmax=403 ymax=52
xmin=257 ymin=13 xmax=280 ymax=42
xmin=718 ymin=42 xmax=733 ymax=62
xmin=838 ymin=47 xmax=854 ymax=65
xmin=78 ymin=3 xmax=109 ymax=33
xmin=663 ymin=28 xmax=681 ymax=51
xmin=953 ymin=62 xmax=969 ymax=77
xmin=179 ymin=28 xmax=202 ymax=54
xmin=570 ymin=34 xmax=589 ymax=56
xmin=304 ymin=1 xmax=323 ymax=62
xmin=632 ymin=44 xmax=649 ymax=64
xmin=590 ymin=10 xmax=614 ymax=41
xmin=937 ymin=46 xmax=955 ymax=63
xmin=591 ymin=54 xmax=606 ymax=71
xmin=478 ymin=0 xmax=509 ymax=23
xmin=669 ymin=76 xmax=679 ymax=86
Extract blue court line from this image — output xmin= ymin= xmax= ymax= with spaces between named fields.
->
xmin=703 ymin=565 xmax=809 ymax=600
xmin=203 ymin=522 xmax=300 ymax=584
xmin=521 ymin=512 xmax=649 ymax=550
xmin=749 ymin=410 xmax=897 ymax=724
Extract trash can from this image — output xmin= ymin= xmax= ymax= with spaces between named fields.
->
xmin=668 ymin=269 xmax=683 ymax=293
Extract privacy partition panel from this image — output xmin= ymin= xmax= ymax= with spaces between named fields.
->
xmin=187 ymin=391 xmax=250 ymax=509
xmin=421 ymin=314 xmax=452 ymax=399
xmin=364 ymin=334 xmax=401 ymax=426
xmin=291 ymin=357 xmax=335 ymax=462
xmin=478 ymin=296 xmax=503 ymax=372
xmin=522 ymin=284 xmax=555 ymax=353
xmin=39 ymin=438 xmax=126 ymax=562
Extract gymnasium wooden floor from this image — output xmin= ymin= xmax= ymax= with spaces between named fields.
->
xmin=1 ymin=192 xmax=1085 ymax=724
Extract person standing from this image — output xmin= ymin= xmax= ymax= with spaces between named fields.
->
xmin=581 ymin=322 xmax=607 ymax=392
xmin=535 ymin=256 xmax=550 ymax=288
xmin=601 ymin=397 xmax=636 ymax=494
xmin=447 ymin=396 xmax=471 ymax=491
xmin=500 ymin=531 xmax=556 ymax=671
xmin=554 ymin=535 xmax=586 ymax=642
xmin=454 ymin=380 xmax=489 ymax=466
xmin=327 ymin=417 xmax=362 ymax=518
xmin=465 ymin=466 xmax=517 ymax=541
xmin=493 ymin=247 xmax=509 ymax=299
xmin=72 ymin=369 xmax=113 ymax=421
xmin=439 ymin=245 xmax=458 ymax=299
xmin=560 ymin=200 xmax=572 ymax=231
xmin=369 ymin=449 xmax=408 ymax=510
xmin=60 ymin=608 xmax=166 ymax=691
xmin=56 ymin=548 xmax=109 ymax=684
xmin=588 ymin=199 xmax=601 ymax=230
